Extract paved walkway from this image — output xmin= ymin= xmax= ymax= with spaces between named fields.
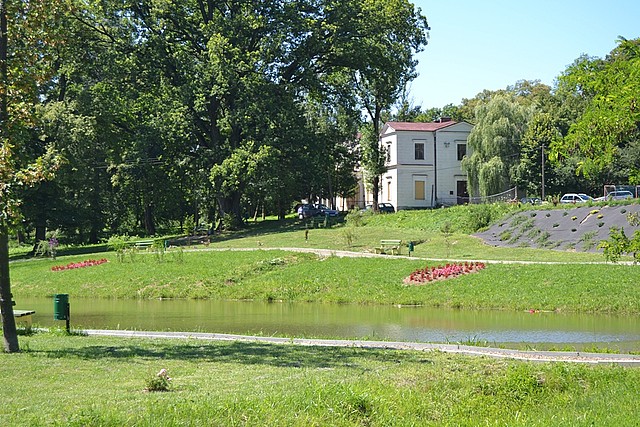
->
xmin=85 ymin=329 xmax=640 ymax=366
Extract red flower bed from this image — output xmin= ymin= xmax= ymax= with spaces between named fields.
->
xmin=51 ymin=258 xmax=108 ymax=271
xmin=403 ymin=261 xmax=485 ymax=285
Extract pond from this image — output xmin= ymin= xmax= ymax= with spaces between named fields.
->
xmin=17 ymin=297 xmax=640 ymax=351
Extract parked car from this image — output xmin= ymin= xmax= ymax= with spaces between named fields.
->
xmin=560 ymin=193 xmax=592 ymax=204
xmin=297 ymin=204 xmax=321 ymax=219
xmin=595 ymin=190 xmax=634 ymax=201
xmin=378 ymin=203 xmax=396 ymax=213
xmin=362 ymin=203 xmax=395 ymax=213
xmin=312 ymin=204 xmax=339 ymax=217
xmin=520 ymin=197 xmax=542 ymax=205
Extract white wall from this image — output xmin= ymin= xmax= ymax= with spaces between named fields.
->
xmin=380 ymin=122 xmax=473 ymax=209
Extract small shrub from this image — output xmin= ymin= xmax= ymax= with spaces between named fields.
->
xmin=465 ymin=204 xmax=493 ymax=232
xmin=520 ymin=218 xmax=535 ymax=232
xmin=499 ymin=231 xmax=512 ymax=241
xmin=341 ymin=227 xmax=357 ymax=247
xmin=552 ymin=223 xmax=559 ymax=228
xmin=145 ymin=369 xmax=172 ymax=392
xmin=597 ymin=214 xmax=603 ymax=219
xmin=222 ymin=213 xmax=239 ymax=231
xmin=598 ymin=222 xmax=604 ymax=227
xmin=107 ymin=235 xmax=132 ymax=263
xmin=571 ymin=216 xmax=577 ymax=221
xmin=530 ymin=212 xmax=537 ymax=217
xmin=535 ymin=231 xmax=550 ymax=245
xmin=345 ymin=208 xmax=364 ymax=227
xmin=545 ymin=213 xmax=551 ymax=218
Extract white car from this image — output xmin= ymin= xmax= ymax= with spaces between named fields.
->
xmin=595 ymin=190 xmax=634 ymax=201
xmin=560 ymin=193 xmax=592 ymax=204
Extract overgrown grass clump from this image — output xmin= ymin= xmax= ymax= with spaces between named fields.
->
xmin=1 ymin=332 xmax=639 ymax=426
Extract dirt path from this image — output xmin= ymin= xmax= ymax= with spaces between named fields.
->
xmin=195 ymin=246 xmax=637 ymax=265
xmin=84 ymin=329 xmax=640 ymax=366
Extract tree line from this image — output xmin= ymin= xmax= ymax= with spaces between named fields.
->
xmin=1 ymin=0 xmax=429 ymax=247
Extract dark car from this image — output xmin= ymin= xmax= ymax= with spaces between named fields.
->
xmin=297 ymin=204 xmax=321 ymax=219
xmin=378 ymin=203 xmax=395 ymax=213
xmin=363 ymin=203 xmax=395 ymax=213
xmin=312 ymin=204 xmax=339 ymax=217
xmin=520 ymin=197 xmax=542 ymax=205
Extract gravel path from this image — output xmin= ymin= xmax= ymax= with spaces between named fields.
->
xmin=85 ymin=329 xmax=640 ymax=366
xmin=196 ymin=246 xmax=637 ymax=265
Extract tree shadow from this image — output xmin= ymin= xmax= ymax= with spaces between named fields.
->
xmin=31 ymin=339 xmax=432 ymax=369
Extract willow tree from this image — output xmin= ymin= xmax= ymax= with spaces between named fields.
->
xmin=462 ymin=94 xmax=531 ymax=198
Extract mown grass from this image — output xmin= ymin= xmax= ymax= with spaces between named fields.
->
xmin=1 ymin=332 xmax=639 ymax=426
xmin=9 ymin=249 xmax=640 ymax=314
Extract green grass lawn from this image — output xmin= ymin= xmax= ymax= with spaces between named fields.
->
xmin=5 ymin=205 xmax=640 ymax=425
xmin=1 ymin=332 xmax=638 ymax=426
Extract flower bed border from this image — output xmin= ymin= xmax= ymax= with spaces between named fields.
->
xmin=403 ymin=261 xmax=486 ymax=285
xmin=51 ymin=258 xmax=109 ymax=272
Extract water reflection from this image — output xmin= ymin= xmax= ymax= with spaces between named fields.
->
xmin=18 ymin=297 xmax=640 ymax=350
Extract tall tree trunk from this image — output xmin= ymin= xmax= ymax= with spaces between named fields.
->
xmin=0 ymin=227 xmax=19 ymax=352
xmin=144 ymin=202 xmax=156 ymax=235
xmin=0 ymin=0 xmax=19 ymax=352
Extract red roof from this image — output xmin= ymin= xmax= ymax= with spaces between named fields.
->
xmin=383 ymin=121 xmax=458 ymax=132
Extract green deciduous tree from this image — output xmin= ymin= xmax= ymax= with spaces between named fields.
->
xmin=551 ymin=37 xmax=640 ymax=181
xmin=514 ymin=112 xmax=561 ymax=198
xmin=348 ymin=0 xmax=429 ymax=210
xmin=1 ymin=0 xmax=64 ymax=352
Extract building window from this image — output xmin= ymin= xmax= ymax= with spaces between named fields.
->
xmin=457 ymin=143 xmax=467 ymax=161
xmin=386 ymin=144 xmax=391 ymax=163
xmin=415 ymin=143 xmax=425 ymax=160
xmin=415 ymin=180 xmax=425 ymax=200
xmin=387 ymin=180 xmax=392 ymax=201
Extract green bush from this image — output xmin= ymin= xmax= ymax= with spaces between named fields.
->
xmin=465 ymin=204 xmax=494 ymax=232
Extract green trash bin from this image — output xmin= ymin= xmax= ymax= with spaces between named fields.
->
xmin=53 ymin=294 xmax=69 ymax=320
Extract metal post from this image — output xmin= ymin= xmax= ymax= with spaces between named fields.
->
xmin=66 ymin=302 xmax=70 ymax=333
xmin=541 ymin=145 xmax=545 ymax=200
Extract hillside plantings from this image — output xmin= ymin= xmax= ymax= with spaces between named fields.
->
xmin=403 ymin=262 xmax=486 ymax=285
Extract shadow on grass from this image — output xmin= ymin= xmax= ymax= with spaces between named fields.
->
xmin=32 ymin=340 xmax=432 ymax=369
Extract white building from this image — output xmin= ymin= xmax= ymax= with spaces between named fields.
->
xmin=372 ymin=120 xmax=473 ymax=210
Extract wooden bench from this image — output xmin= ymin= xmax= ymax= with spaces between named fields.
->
xmin=375 ymin=239 xmax=403 ymax=255
xmin=133 ymin=240 xmax=155 ymax=250
xmin=14 ymin=309 xmax=36 ymax=328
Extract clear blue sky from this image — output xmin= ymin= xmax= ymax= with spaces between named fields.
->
xmin=410 ymin=0 xmax=640 ymax=109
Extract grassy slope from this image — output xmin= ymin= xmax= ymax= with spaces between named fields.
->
xmin=9 ymin=203 xmax=640 ymax=313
